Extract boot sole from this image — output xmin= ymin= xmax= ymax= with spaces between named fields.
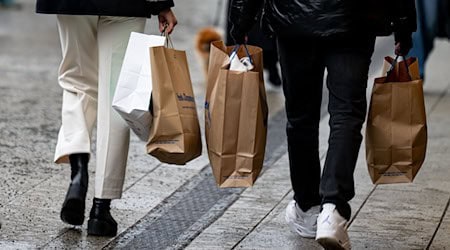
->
xmin=60 ymin=199 xmax=85 ymax=226
xmin=87 ymin=218 xmax=117 ymax=237
xmin=317 ymin=237 xmax=347 ymax=250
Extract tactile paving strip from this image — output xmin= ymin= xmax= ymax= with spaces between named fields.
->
xmin=106 ymin=110 xmax=299 ymax=249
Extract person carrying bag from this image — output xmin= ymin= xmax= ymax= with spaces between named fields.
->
xmin=36 ymin=0 xmax=177 ymax=237
xmin=228 ymin=0 xmax=416 ymax=248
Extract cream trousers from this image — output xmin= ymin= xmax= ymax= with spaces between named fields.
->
xmin=55 ymin=15 xmax=146 ymax=199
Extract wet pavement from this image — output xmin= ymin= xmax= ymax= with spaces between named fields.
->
xmin=2 ymin=0 xmax=450 ymax=249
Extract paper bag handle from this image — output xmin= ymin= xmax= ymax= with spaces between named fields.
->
xmin=230 ymin=44 xmax=253 ymax=65
xmin=161 ymin=24 xmax=175 ymax=49
xmin=386 ymin=55 xmax=412 ymax=82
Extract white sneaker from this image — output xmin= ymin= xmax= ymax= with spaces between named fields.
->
xmin=285 ymin=200 xmax=320 ymax=238
xmin=316 ymin=203 xmax=351 ymax=250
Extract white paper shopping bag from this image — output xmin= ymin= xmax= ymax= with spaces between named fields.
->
xmin=113 ymin=32 xmax=166 ymax=141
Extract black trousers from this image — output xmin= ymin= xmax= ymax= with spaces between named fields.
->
xmin=277 ymin=35 xmax=376 ymax=220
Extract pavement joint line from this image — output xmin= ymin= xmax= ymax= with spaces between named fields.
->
xmin=348 ymin=185 xmax=377 ymax=227
xmin=426 ymin=194 xmax=450 ymax=249
xmin=120 ymin=162 xmax=164 ymax=193
xmin=4 ymin=168 xmax=64 ymax=207
xmin=425 ymin=86 xmax=450 ymax=249
xmin=230 ymin=190 xmax=292 ymax=250
xmin=39 ymin=227 xmax=72 ymax=249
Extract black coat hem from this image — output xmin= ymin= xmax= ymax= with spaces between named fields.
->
xmin=36 ymin=10 xmax=152 ymax=18
xmin=36 ymin=0 xmax=174 ymax=18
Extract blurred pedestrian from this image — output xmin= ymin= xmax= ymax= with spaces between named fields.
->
xmin=226 ymin=1 xmax=281 ymax=87
xmin=409 ymin=0 xmax=450 ymax=79
xmin=229 ymin=0 xmax=416 ymax=249
xmin=36 ymin=0 xmax=177 ymax=237
xmin=0 ymin=0 xmax=21 ymax=10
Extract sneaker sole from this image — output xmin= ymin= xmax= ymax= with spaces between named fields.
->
xmin=317 ymin=237 xmax=348 ymax=250
xmin=286 ymin=221 xmax=316 ymax=238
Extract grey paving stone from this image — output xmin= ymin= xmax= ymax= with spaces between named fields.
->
xmin=113 ymin=167 xmax=198 ymax=212
xmin=429 ymin=201 xmax=450 ymax=249
xmin=0 ymin=205 xmax=64 ymax=247
xmin=42 ymin=208 xmax=149 ymax=249
xmin=185 ymin=154 xmax=292 ymax=249
xmin=349 ymin=186 xmax=447 ymax=249
xmin=235 ymin=192 xmax=321 ymax=250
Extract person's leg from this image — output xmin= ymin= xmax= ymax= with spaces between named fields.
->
xmin=320 ymin=36 xmax=376 ymax=220
xmin=94 ymin=16 xmax=146 ymax=200
xmin=277 ymin=35 xmax=324 ymax=212
xmin=409 ymin=0 xmax=440 ymax=78
xmin=88 ymin=16 xmax=145 ymax=237
xmin=55 ymin=15 xmax=99 ymax=164
xmin=56 ymin=15 xmax=99 ymax=226
xmin=315 ymin=35 xmax=375 ymax=250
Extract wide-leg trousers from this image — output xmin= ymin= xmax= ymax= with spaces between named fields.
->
xmin=55 ymin=15 xmax=146 ymax=199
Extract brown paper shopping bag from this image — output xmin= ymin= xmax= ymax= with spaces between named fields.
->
xmin=366 ymin=56 xmax=427 ymax=184
xmin=147 ymin=44 xmax=202 ymax=165
xmin=205 ymin=41 xmax=268 ymax=187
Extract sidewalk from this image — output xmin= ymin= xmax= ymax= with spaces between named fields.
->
xmin=1 ymin=1 xmax=450 ymax=249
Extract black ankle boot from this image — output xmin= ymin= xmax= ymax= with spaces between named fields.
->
xmin=60 ymin=153 xmax=89 ymax=225
xmin=87 ymin=198 xmax=118 ymax=237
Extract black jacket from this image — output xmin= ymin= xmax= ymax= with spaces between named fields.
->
xmin=36 ymin=0 xmax=174 ymax=17
xmin=229 ymin=0 xmax=416 ymax=39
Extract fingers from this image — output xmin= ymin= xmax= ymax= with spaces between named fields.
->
xmin=166 ymin=15 xmax=177 ymax=34
xmin=159 ymin=16 xmax=165 ymax=33
xmin=395 ymin=43 xmax=402 ymax=56
xmin=395 ymin=42 xmax=410 ymax=56
xmin=166 ymin=23 xmax=175 ymax=34
xmin=158 ymin=9 xmax=177 ymax=34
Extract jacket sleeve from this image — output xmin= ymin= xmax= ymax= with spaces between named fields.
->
xmin=148 ymin=0 xmax=174 ymax=15
xmin=394 ymin=0 xmax=417 ymax=33
xmin=392 ymin=0 xmax=416 ymax=48
xmin=229 ymin=0 xmax=264 ymax=43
